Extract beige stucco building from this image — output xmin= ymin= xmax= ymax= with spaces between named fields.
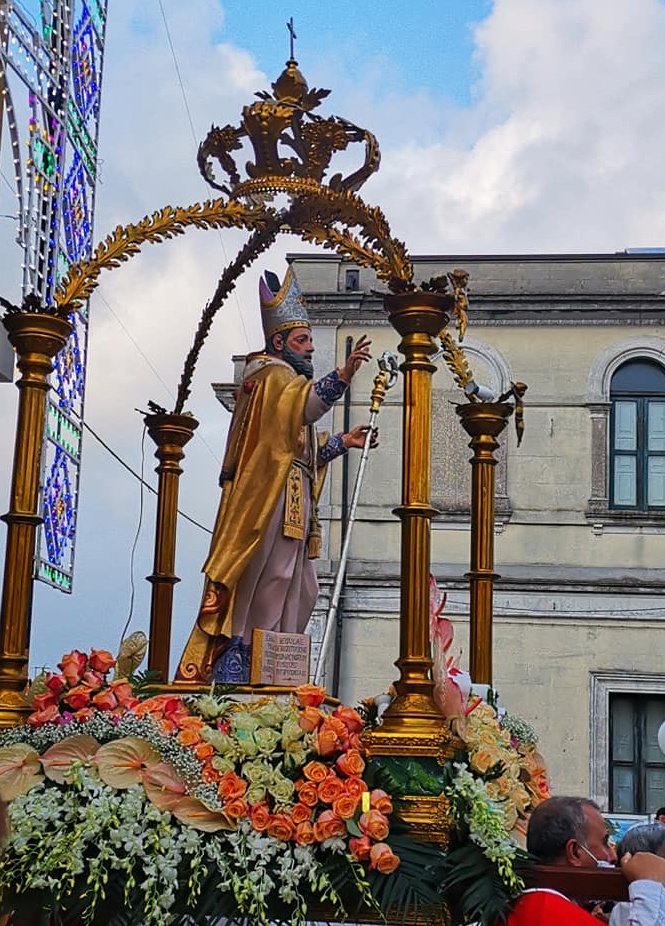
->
xmin=283 ymin=251 xmax=665 ymax=814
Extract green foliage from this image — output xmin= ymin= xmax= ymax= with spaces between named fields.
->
xmin=442 ymin=841 xmax=530 ymax=926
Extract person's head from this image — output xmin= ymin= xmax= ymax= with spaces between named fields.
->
xmin=260 ymin=267 xmax=312 ymax=377
xmin=655 ymin=807 xmax=665 ymax=824
xmin=617 ymin=822 xmax=665 ymax=859
xmin=526 ymin=796 xmax=617 ymax=868
xmin=266 ymin=325 xmax=314 ymax=379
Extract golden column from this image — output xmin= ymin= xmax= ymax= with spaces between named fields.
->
xmin=144 ymin=411 xmax=199 ymax=682
xmin=378 ymin=291 xmax=454 ymax=738
xmin=0 ymin=311 xmax=73 ymax=726
xmin=456 ymin=402 xmax=513 ymax=686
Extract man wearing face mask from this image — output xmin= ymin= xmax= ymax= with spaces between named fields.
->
xmin=507 ymin=796 xmax=665 ymax=925
xmin=175 ymin=266 xmax=375 ymax=684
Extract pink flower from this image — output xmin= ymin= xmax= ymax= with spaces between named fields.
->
xmin=91 ymin=689 xmax=118 ymax=711
xmin=335 ymin=749 xmax=365 ymax=777
xmin=82 ymin=671 xmax=104 ymax=691
xmin=32 ymin=691 xmax=59 ymax=712
xmin=108 ymin=679 xmax=135 ymax=706
xmin=62 ymin=685 xmax=92 ymax=711
xmin=349 ymin=834 xmax=372 ymax=861
xmin=332 ymin=705 xmax=364 ymax=734
xmin=27 ymin=703 xmax=60 ymax=726
xmin=369 ymin=842 xmax=400 ymax=873
xmin=45 ymin=673 xmax=67 ymax=695
xmin=359 ymin=809 xmax=390 ymax=841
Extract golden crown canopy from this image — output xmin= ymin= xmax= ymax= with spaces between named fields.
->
xmin=197 ymin=56 xmax=381 ymax=199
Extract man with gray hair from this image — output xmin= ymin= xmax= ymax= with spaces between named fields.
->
xmin=507 ymin=796 xmax=665 ymax=925
xmin=609 ymin=823 xmax=665 ymax=926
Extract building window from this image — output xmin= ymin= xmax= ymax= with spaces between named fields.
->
xmin=344 ymin=269 xmax=359 ymax=291
xmin=609 ymin=693 xmax=665 ymax=813
xmin=610 ymin=360 xmax=665 ymax=510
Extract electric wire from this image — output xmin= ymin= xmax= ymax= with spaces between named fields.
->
xmin=118 ymin=423 xmax=147 ymax=647
xmin=82 ymin=419 xmax=212 ymax=534
xmin=156 ymin=0 xmax=252 ymax=353
xmin=93 ymin=288 xmax=221 ymax=464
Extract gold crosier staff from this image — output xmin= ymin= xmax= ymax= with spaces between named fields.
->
xmin=313 ymin=351 xmax=399 ymax=685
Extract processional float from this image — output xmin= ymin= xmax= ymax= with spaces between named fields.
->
xmin=0 ymin=35 xmax=529 ymax=924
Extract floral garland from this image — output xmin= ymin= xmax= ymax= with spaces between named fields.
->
xmin=0 ymin=649 xmax=407 ymax=926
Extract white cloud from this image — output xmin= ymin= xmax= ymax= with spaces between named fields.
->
xmin=370 ymin=0 xmax=665 ymax=252
xmin=3 ymin=0 xmax=665 ymax=674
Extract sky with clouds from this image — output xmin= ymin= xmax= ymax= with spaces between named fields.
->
xmin=1 ymin=0 xmax=665 ymax=675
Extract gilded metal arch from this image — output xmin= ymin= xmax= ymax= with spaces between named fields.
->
xmin=54 ymin=199 xmax=278 ymax=314
xmin=53 ymin=177 xmax=471 ymax=413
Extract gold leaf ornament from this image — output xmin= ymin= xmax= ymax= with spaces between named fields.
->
xmin=116 ymin=630 xmax=148 ymax=678
xmin=25 ymin=671 xmax=49 ymax=706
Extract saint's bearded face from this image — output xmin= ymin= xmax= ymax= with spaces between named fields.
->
xmin=280 ymin=326 xmax=314 ymax=380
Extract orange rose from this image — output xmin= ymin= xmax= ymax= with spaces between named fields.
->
xmin=109 ymin=679 xmax=135 ymax=705
xmin=359 ymin=809 xmax=390 ymax=841
xmin=295 ymin=684 xmax=326 ymax=708
xmin=333 ymin=793 xmax=360 ymax=819
xmin=91 ymin=689 xmax=118 ymax=711
xmin=290 ymin=802 xmax=313 ymax=824
xmin=349 ymin=834 xmax=372 ymax=861
xmin=348 ymin=732 xmax=364 ymax=751
xmin=58 ymin=649 xmax=87 ymax=686
xmin=117 ymin=696 xmax=140 ymax=712
xmin=370 ymin=788 xmax=393 ymax=815
xmin=178 ymin=715 xmax=205 ymax=732
xmin=224 ymin=797 xmax=249 ymax=822
xmin=316 ymin=721 xmax=341 ymax=757
xmin=345 ymin=776 xmax=369 ymax=799
xmin=317 ymin=774 xmax=345 ymax=804
xmin=32 ymin=691 xmax=59 ymax=712
xmin=201 ymin=762 xmax=219 ymax=785
xmin=218 ymin=771 xmax=247 ymax=801
xmin=27 ymin=703 xmax=60 ymax=726
xmin=299 ymin=705 xmax=325 ymax=733
xmin=369 ymin=842 xmax=400 ymax=874
xmin=294 ymin=821 xmax=316 ymax=845
xmin=134 ymin=694 xmax=185 ymax=719
xmin=88 ymin=648 xmax=116 ymax=674
xmin=296 ymin=781 xmax=319 ymax=807
xmin=62 ymin=685 xmax=92 ymax=711
xmin=72 ymin=706 xmax=95 ymax=722
xmin=133 ymin=695 xmax=168 ymax=717
xmin=335 ymin=749 xmax=365 ymax=777
xmin=82 ymin=671 xmax=104 ymax=691
xmin=249 ymin=801 xmax=271 ymax=832
xmin=177 ymin=727 xmax=201 ymax=747
xmin=45 ymin=673 xmax=67 ymax=695
xmin=267 ymin=813 xmax=295 ymax=842
xmin=333 ymin=705 xmax=364 ymax=734
xmin=302 ymin=761 xmax=329 ymax=783
xmin=194 ymin=742 xmax=215 ymax=761
xmin=313 ymin=809 xmax=346 ymax=842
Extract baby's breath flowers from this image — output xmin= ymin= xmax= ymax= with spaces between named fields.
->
xmin=0 ymin=651 xmax=401 ymax=926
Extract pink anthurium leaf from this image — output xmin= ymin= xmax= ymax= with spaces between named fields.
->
xmin=0 ymin=743 xmax=44 ymax=800
xmin=171 ymin=796 xmax=234 ymax=832
xmin=41 ymin=735 xmax=100 ymax=784
xmin=142 ymin=761 xmax=187 ymax=812
xmin=93 ymin=736 xmax=160 ymax=789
